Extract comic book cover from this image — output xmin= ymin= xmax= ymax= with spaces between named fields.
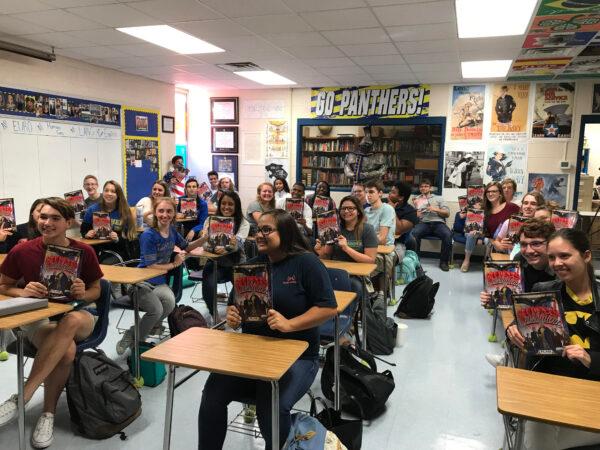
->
xmin=513 ymin=291 xmax=570 ymax=356
xmin=198 ymin=182 xmax=211 ymax=200
xmin=413 ymin=195 xmax=430 ymax=211
xmin=207 ymin=216 xmax=234 ymax=250
xmin=312 ymin=195 xmax=330 ymax=216
xmin=233 ymin=263 xmax=272 ymax=323
xmin=507 ymin=215 xmax=528 ymax=244
xmin=551 ymin=210 xmax=578 ymax=230
xmin=317 ymin=210 xmax=340 ymax=245
xmin=450 ymin=85 xmax=485 ymax=140
xmin=458 ymin=195 xmax=468 ymax=212
xmin=92 ymin=212 xmax=111 ymax=239
xmin=531 ymin=83 xmax=574 ymax=138
xmin=465 ymin=208 xmax=484 ymax=233
xmin=484 ymin=261 xmax=523 ymax=309
xmin=179 ymin=197 xmax=198 ymax=220
xmin=40 ymin=244 xmax=82 ymax=301
xmin=285 ymin=198 xmax=305 ymax=222
xmin=467 ymin=185 xmax=484 ymax=207
xmin=64 ymin=190 xmax=86 ymax=214
xmin=0 ymin=198 xmax=16 ymax=230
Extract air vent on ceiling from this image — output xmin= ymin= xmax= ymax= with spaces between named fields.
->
xmin=216 ymin=61 xmax=262 ymax=72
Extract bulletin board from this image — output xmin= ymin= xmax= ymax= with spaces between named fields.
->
xmin=122 ymin=106 xmax=160 ymax=205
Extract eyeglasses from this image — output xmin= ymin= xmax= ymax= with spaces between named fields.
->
xmin=256 ymin=226 xmax=277 ymax=236
xmin=486 ymin=189 xmax=500 ymax=194
xmin=520 ymin=240 xmax=546 ymax=249
xmin=340 ymin=206 xmax=357 ymax=212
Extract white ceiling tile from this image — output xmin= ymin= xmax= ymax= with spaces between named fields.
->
xmin=339 ymin=43 xmax=398 ymax=57
xmin=39 ymin=0 xmax=116 ymax=6
xmin=303 ymin=57 xmax=356 ymax=67
xmin=1 ymin=0 xmax=52 ymax=14
xmin=207 ymin=35 xmax=285 ymax=57
xmin=196 ymin=0 xmax=290 ymax=18
xmin=361 ymin=64 xmax=412 ymax=75
xmin=330 ymin=75 xmax=376 ymax=85
xmin=396 ymin=39 xmax=458 ymax=54
xmin=191 ymin=53 xmax=247 ymax=64
xmin=18 ymin=31 xmax=94 ymax=48
xmin=57 ymin=46 xmax=133 ymax=59
xmin=373 ymin=76 xmax=419 ymax=84
xmin=149 ymin=54 xmax=200 ymax=65
xmin=365 ymin=0 xmax=423 ymax=5
xmin=65 ymin=4 xmax=159 ymax=28
xmin=282 ymin=0 xmax=366 ymax=12
xmin=458 ymin=36 xmax=525 ymax=52
xmin=301 ymin=8 xmax=379 ymax=31
xmin=0 ymin=15 xmax=53 ymax=35
xmin=11 ymin=10 xmax=103 ymax=32
xmin=235 ymin=14 xmax=313 ymax=34
xmin=410 ymin=62 xmax=459 ymax=72
xmin=292 ymin=76 xmax=336 ymax=86
xmin=261 ymin=32 xmax=330 ymax=47
xmin=286 ymin=46 xmax=345 ymax=59
xmin=174 ymin=19 xmax=253 ymax=39
xmin=373 ymin=1 xmax=454 ymax=26
xmin=387 ymin=22 xmax=457 ymax=42
xmin=67 ymin=28 xmax=142 ymax=46
xmin=322 ymin=28 xmax=389 ymax=45
xmin=351 ymin=54 xmax=407 ymax=65
xmin=127 ymin=0 xmax=223 ymax=23
xmin=320 ymin=65 xmax=367 ymax=76
xmin=112 ymin=43 xmax=179 ymax=57
xmin=414 ymin=72 xmax=460 ymax=83
xmin=404 ymin=51 xmax=459 ymax=64
xmin=172 ymin=64 xmax=239 ymax=79
xmin=121 ymin=66 xmax=184 ymax=76
xmin=85 ymin=56 xmax=156 ymax=68
xmin=460 ymin=48 xmax=521 ymax=61
xmin=252 ymin=59 xmax=314 ymax=72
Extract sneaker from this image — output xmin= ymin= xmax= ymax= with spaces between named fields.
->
xmin=31 ymin=412 xmax=54 ymax=448
xmin=460 ymin=262 xmax=469 ymax=273
xmin=0 ymin=394 xmax=18 ymax=427
xmin=116 ymin=329 xmax=134 ymax=355
xmin=243 ymin=404 xmax=256 ymax=424
xmin=439 ymin=261 xmax=449 ymax=272
xmin=485 ymin=353 xmax=506 ymax=367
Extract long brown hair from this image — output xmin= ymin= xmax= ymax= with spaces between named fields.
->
xmin=483 ymin=181 xmax=505 ymax=214
xmin=100 ymin=180 xmax=137 ymax=240
xmin=338 ymin=195 xmax=365 ymax=241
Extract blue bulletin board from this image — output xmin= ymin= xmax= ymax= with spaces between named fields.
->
xmin=122 ymin=106 xmax=160 ymax=205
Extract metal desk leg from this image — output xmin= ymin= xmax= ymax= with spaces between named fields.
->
xmin=334 ymin=314 xmax=341 ymax=411
xmin=163 ymin=365 xmax=176 ymax=450
xmin=271 ymin=381 xmax=279 ymax=450
xmin=515 ymin=418 xmax=524 ymax=450
xmin=132 ymin=285 xmax=142 ymax=385
xmin=212 ymin=259 xmax=219 ymax=325
xmin=361 ymin=280 xmax=368 ymax=351
xmin=16 ymin=329 xmax=25 ymax=450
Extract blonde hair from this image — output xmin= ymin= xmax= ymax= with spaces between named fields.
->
xmin=255 ymin=182 xmax=275 ymax=209
xmin=151 ymin=197 xmax=177 ymax=229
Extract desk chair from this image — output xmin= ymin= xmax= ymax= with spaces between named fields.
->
xmin=185 ymin=262 xmax=231 ymax=305
xmin=319 ymin=268 xmax=357 ymax=343
xmin=418 ymin=235 xmax=455 ymax=268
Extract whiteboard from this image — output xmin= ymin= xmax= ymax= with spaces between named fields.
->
xmin=0 ymin=115 xmax=121 ymax=223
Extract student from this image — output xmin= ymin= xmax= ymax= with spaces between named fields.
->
xmin=351 ymin=182 xmax=369 ymax=209
xmin=136 ymin=180 xmax=170 ymax=227
xmin=306 ymin=181 xmax=336 ymax=214
xmin=534 ymin=205 xmax=553 ymax=222
xmin=276 ymin=182 xmax=312 ymax=238
xmin=178 ymin=178 xmax=209 ymax=241
xmin=208 ymin=177 xmax=236 ymax=216
xmin=198 ymin=209 xmax=337 ymax=450
xmin=0 ymin=197 xmax=102 ymax=449
xmin=246 ymin=182 xmax=275 ymax=233
xmin=218 ymin=176 xmax=236 ymax=192
xmin=387 ymin=180 xmax=417 ymax=250
xmin=82 ymin=175 xmax=101 ymax=208
xmin=505 ymin=229 xmax=600 ymax=450
xmin=455 ymin=200 xmax=484 ymax=272
xmin=0 ymin=198 xmax=44 ymax=254
xmin=116 ymin=197 xmax=205 ymax=354
xmin=207 ymin=170 xmax=219 ymax=198
xmin=273 ymin=177 xmax=290 ymax=201
xmin=501 ymin=178 xmax=518 ymax=205
xmin=164 ymin=155 xmax=189 ymax=198
xmin=411 ymin=179 xmax=452 ymax=271
xmin=483 ymin=181 xmax=520 ymax=239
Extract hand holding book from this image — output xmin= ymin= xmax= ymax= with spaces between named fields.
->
xmin=266 ymin=309 xmax=293 ymax=333
xmin=70 ymin=278 xmax=86 ymax=300
xmin=23 ymin=281 xmax=48 ymax=299
xmin=563 ymin=345 xmax=591 ymax=368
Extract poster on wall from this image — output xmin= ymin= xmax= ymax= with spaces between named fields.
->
xmin=266 ymin=120 xmax=288 ymax=158
xmin=125 ymin=139 xmax=159 ymax=173
xmin=450 ymin=85 xmax=485 ymax=140
xmin=527 ymin=173 xmax=569 ymax=208
xmin=490 ymin=83 xmax=530 ymax=136
xmin=212 ymin=155 xmax=238 ymax=188
xmin=532 ymin=82 xmax=575 ymax=138
xmin=537 ymin=0 xmax=600 ymax=15
xmin=443 ymin=149 xmax=485 ymax=190
xmin=483 ymin=140 xmax=528 ymax=196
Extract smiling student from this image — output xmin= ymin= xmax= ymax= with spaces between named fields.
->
xmin=246 ymin=182 xmax=275 ymax=234
xmin=136 ymin=180 xmax=170 ymax=227
xmin=276 ymin=182 xmax=312 ymax=238
xmin=82 ymin=175 xmax=101 ymax=208
xmin=178 ymin=178 xmax=209 ymax=241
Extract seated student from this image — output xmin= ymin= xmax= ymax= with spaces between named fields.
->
xmin=246 ymin=182 xmax=275 ymax=234
xmin=351 ymin=182 xmax=369 ymax=209
xmin=306 ymin=181 xmax=336 ymax=215
xmin=163 ymin=155 xmax=189 ymax=198
xmin=276 ymin=182 xmax=312 ymax=238
xmin=501 ymin=178 xmax=519 ymax=206
xmin=411 ymin=179 xmax=452 ymax=271
xmin=207 ymin=170 xmax=219 ymax=199
xmin=136 ymin=180 xmax=170 ymax=227
xmin=534 ymin=205 xmax=552 ymax=222
xmin=218 ymin=176 xmax=236 ymax=193
xmin=82 ymin=175 xmax=101 ymax=208
xmin=195 ymin=191 xmax=249 ymax=318
xmin=483 ymin=181 xmax=520 ymax=240
xmin=80 ymin=180 xmax=138 ymax=262
xmin=387 ymin=180 xmax=417 ymax=250
xmin=505 ymin=229 xmax=600 ymax=450
xmin=454 ymin=200 xmax=484 ymax=272
xmin=273 ymin=177 xmax=291 ymax=201
xmin=0 ymin=197 xmax=103 ymax=449
xmin=208 ymin=177 xmax=237 ymax=215
xmin=116 ymin=197 xmax=205 ymax=354
xmin=178 ymin=178 xmax=209 ymax=241
xmin=0 ymin=198 xmax=44 ymax=254
xmin=198 ymin=209 xmax=337 ymax=450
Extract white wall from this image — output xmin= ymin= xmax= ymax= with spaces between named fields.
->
xmin=586 ymin=123 xmax=600 ymax=182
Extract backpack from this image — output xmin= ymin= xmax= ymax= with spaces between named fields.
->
xmin=365 ymin=293 xmax=397 ymax=355
xmin=66 ymin=349 xmax=141 ymax=440
xmin=168 ymin=304 xmax=207 ymax=337
xmin=321 ymin=344 xmax=395 ymax=420
xmin=394 ymin=274 xmax=439 ymax=319
xmin=284 ymin=413 xmax=348 ymax=450
xmin=397 ymin=250 xmax=420 ymax=285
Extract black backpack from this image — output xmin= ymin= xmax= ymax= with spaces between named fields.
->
xmin=365 ymin=294 xmax=397 ymax=355
xmin=66 ymin=349 xmax=141 ymax=440
xmin=168 ymin=304 xmax=207 ymax=337
xmin=321 ymin=344 xmax=395 ymax=419
xmin=394 ymin=274 xmax=439 ymax=319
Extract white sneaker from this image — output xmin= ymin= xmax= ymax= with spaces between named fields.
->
xmin=31 ymin=412 xmax=54 ymax=448
xmin=485 ymin=353 xmax=506 ymax=367
xmin=0 ymin=394 xmax=18 ymax=427
xmin=116 ymin=329 xmax=134 ymax=355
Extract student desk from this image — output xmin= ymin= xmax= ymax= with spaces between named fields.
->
xmin=332 ymin=290 xmax=356 ymax=411
xmin=69 ymin=236 xmax=110 ymax=246
xmin=0 ymin=299 xmax=73 ymax=450
xmin=142 ymin=327 xmax=307 ymax=450
xmin=321 ymin=260 xmax=377 ymax=351
xmin=186 ymin=247 xmax=223 ymax=325
xmin=490 ymin=252 xmax=510 ymax=261
xmin=496 ymin=366 xmax=600 ymax=449
xmin=377 ymin=245 xmax=395 ymax=305
xmin=100 ymin=264 xmax=167 ymax=386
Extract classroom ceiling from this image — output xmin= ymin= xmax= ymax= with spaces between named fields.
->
xmin=0 ymin=0 xmax=597 ymax=89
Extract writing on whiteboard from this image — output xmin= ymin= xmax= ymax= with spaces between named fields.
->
xmin=2 ymin=117 xmax=118 ymax=140
xmin=242 ymin=100 xmax=285 ymax=119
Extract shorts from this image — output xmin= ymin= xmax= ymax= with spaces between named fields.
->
xmin=375 ymin=252 xmax=397 ymax=278
xmin=17 ymin=309 xmax=97 ymax=344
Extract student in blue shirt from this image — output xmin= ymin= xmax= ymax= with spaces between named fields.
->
xmin=178 ymin=178 xmax=209 ymax=241
xmin=198 ymin=209 xmax=337 ymax=450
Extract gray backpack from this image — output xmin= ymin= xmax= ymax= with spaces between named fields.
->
xmin=365 ymin=293 xmax=397 ymax=355
xmin=66 ymin=349 xmax=141 ymax=440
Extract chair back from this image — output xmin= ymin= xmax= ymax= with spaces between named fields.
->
xmin=319 ymin=268 xmax=356 ymax=339
xmin=326 ymin=268 xmax=351 ymax=292
xmin=77 ymin=278 xmax=111 ymax=352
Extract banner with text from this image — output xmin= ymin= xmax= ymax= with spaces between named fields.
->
xmin=310 ymin=84 xmax=430 ymax=119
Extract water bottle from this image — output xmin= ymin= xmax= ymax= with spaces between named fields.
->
xmin=136 ymin=205 xmax=144 ymax=229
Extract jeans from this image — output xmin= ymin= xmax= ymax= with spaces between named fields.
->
xmin=201 ymin=261 xmax=233 ymax=316
xmin=464 ymin=232 xmax=482 ymax=253
xmin=135 ymin=283 xmax=176 ymax=340
xmin=412 ymin=221 xmax=453 ymax=263
xmin=198 ymin=357 xmax=319 ymax=450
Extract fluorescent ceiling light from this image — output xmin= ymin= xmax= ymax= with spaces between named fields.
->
xmin=456 ymin=0 xmax=537 ymax=38
xmin=234 ymin=70 xmax=296 ymax=85
xmin=117 ymin=25 xmax=224 ymax=54
xmin=461 ymin=60 xmax=512 ymax=78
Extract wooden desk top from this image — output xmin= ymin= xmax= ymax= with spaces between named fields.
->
xmin=176 ymin=216 xmax=195 ymax=222
xmin=186 ymin=247 xmax=221 ymax=259
xmin=377 ymin=245 xmax=395 ymax=255
xmin=497 ymin=366 xmax=600 ymax=433
xmin=500 ymin=310 xmax=515 ymax=329
xmin=334 ymin=290 xmax=356 ymax=313
xmin=321 ymin=260 xmax=377 ymax=277
xmin=100 ymin=265 xmax=167 ymax=284
xmin=141 ymin=327 xmax=307 ymax=382
xmin=69 ymin=236 xmax=110 ymax=246
xmin=0 ymin=300 xmax=72 ymax=330
xmin=490 ymin=252 xmax=510 ymax=261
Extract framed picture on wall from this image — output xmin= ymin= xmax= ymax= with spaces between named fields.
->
xmin=212 ymin=155 xmax=238 ymax=187
xmin=210 ymin=97 xmax=239 ymax=124
xmin=211 ymin=126 xmax=238 ymax=153
xmin=162 ymin=115 xmax=174 ymax=133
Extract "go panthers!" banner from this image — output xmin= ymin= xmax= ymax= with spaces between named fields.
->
xmin=310 ymin=84 xmax=430 ymax=119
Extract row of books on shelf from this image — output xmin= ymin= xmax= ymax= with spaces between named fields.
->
xmin=301 ymin=155 xmax=345 ymax=168
xmin=303 ymin=139 xmax=441 ymax=155
xmin=301 ymin=169 xmax=351 ymax=186
xmin=303 ymin=140 xmax=353 ymax=153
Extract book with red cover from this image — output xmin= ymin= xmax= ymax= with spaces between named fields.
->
xmin=285 ymin=198 xmax=305 ymax=222
xmin=198 ymin=182 xmax=211 ymax=200
xmin=551 ymin=210 xmax=578 ymax=230
xmin=484 ymin=261 xmax=523 ymax=309
xmin=312 ymin=195 xmax=330 ymax=216
xmin=179 ymin=197 xmax=198 ymax=220
xmin=467 ymin=185 xmax=484 ymax=207
xmin=207 ymin=216 xmax=234 ymax=251
xmin=0 ymin=198 xmax=16 ymax=230
xmin=92 ymin=212 xmax=111 ymax=239
xmin=317 ymin=210 xmax=340 ymax=245
xmin=233 ymin=262 xmax=272 ymax=323
xmin=64 ymin=190 xmax=86 ymax=214
xmin=465 ymin=208 xmax=484 ymax=233
xmin=458 ymin=195 xmax=468 ymax=212
xmin=507 ymin=215 xmax=528 ymax=244
xmin=40 ymin=244 xmax=82 ymax=301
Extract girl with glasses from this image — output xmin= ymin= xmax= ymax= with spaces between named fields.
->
xmin=483 ymin=181 xmax=520 ymax=238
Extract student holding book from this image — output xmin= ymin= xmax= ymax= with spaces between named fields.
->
xmin=198 ymin=209 xmax=337 ymax=450
xmin=0 ymin=198 xmax=44 ymax=254
xmin=483 ymin=181 xmax=520 ymax=239
xmin=276 ymin=182 xmax=312 ymax=238
xmin=135 ymin=180 xmax=170 ymax=227
xmin=178 ymin=178 xmax=209 ymax=241
xmin=82 ymin=175 xmax=101 ymax=208
xmin=455 ymin=200 xmax=484 ymax=272
xmin=0 ymin=197 xmax=103 ymax=448
xmin=273 ymin=177 xmax=290 ymax=201
xmin=306 ymin=180 xmax=336 ymax=215
xmin=246 ymin=182 xmax=275 ymax=234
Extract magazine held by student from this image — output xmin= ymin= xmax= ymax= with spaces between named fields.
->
xmin=285 ymin=198 xmax=304 ymax=222
xmin=483 ymin=261 xmax=523 ymax=309
xmin=0 ymin=198 xmax=16 ymax=230
xmin=206 ymin=216 xmax=234 ymax=251
xmin=317 ymin=210 xmax=340 ymax=245
xmin=64 ymin=190 xmax=86 ymax=216
xmin=312 ymin=195 xmax=330 ymax=216
xmin=465 ymin=208 xmax=484 ymax=233
xmin=92 ymin=212 xmax=111 ymax=239
xmin=40 ymin=244 xmax=82 ymax=301
xmin=198 ymin=182 xmax=212 ymax=200
xmin=413 ymin=196 xmax=430 ymax=211
xmin=507 ymin=214 xmax=528 ymax=244
xmin=233 ymin=263 xmax=272 ymax=323
xmin=467 ymin=185 xmax=484 ymax=207
xmin=458 ymin=195 xmax=468 ymax=212
xmin=179 ymin=197 xmax=198 ymax=220
xmin=551 ymin=210 xmax=578 ymax=230
xmin=512 ymin=291 xmax=570 ymax=356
